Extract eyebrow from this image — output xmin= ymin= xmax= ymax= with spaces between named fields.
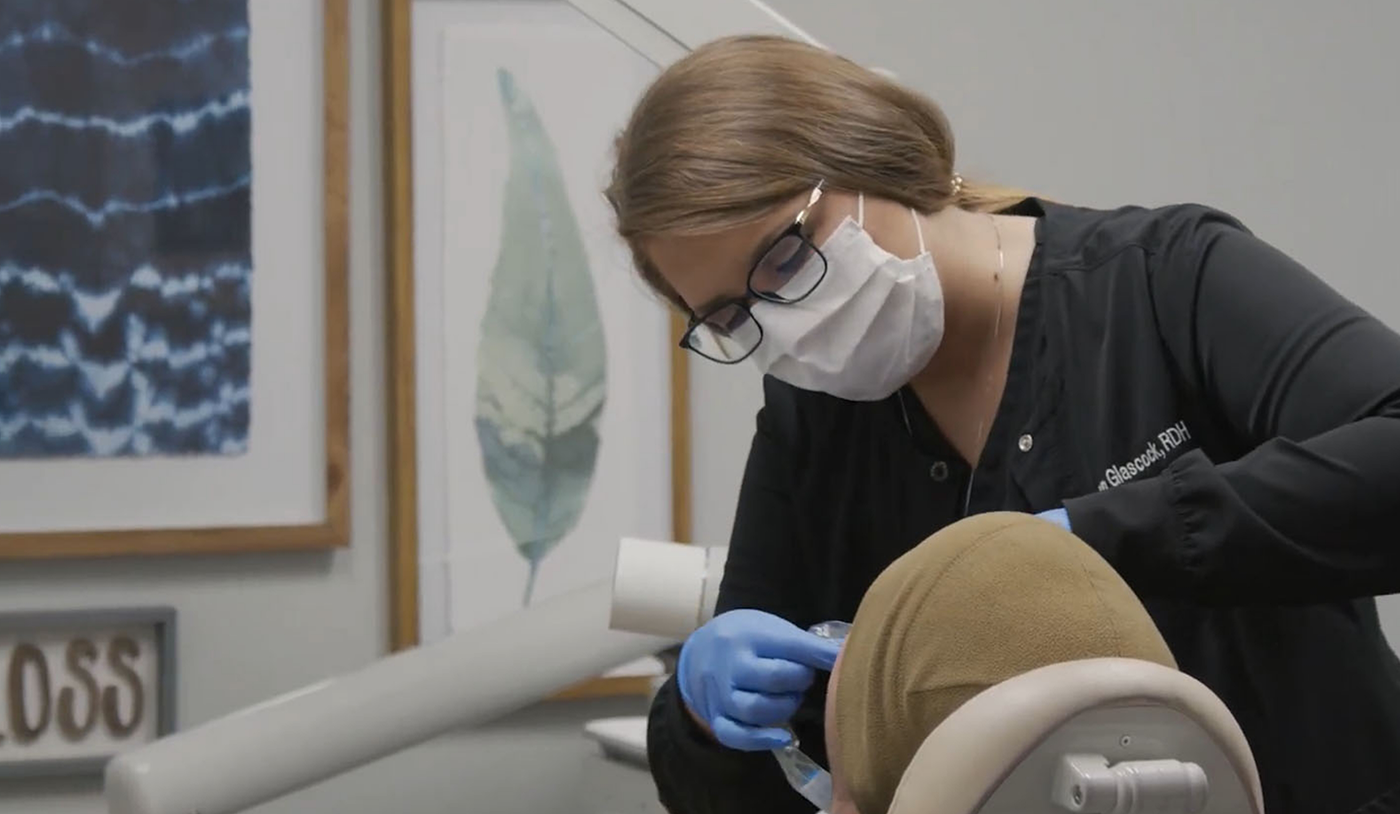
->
xmin=690 ymin=221 xmax=791 ymax=317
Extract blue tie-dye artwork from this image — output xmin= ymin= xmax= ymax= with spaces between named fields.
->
xmin=0 ymin=1 xmax=251 ymax=458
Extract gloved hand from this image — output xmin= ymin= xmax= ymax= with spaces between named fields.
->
xmin=1037 ymin=506 xmax=1071 ymax=531
xmin=678 ymin=609 xmax=842 ymax=751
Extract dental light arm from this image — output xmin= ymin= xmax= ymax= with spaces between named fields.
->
xmin=103 ymin=539 xmax=723 ymax=814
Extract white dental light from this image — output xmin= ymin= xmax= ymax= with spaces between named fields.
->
xmin=610 ymin=537 xmax=729 ymax=639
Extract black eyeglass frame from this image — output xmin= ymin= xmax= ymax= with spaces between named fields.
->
xmin=676 ymin=181 xmax=831 ymax=364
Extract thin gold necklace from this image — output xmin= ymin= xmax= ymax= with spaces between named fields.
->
xmin=972 ymin=214 xmax=1006 ymax=458
xmin=896 ymin=214 xmax=1007 ymax=472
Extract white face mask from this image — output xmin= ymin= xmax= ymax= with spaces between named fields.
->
xmin=749 ymin=194 xmax=945 ymax=401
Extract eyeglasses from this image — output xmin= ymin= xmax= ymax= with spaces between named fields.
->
xmin=678 ymin=181 xmax=830 ymax=364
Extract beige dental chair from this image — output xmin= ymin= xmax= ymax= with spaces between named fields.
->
xmin=612 ymin=531 xmax=1265 ymax=814
xmin=884 ymin=657 xmax=1265 ymax=814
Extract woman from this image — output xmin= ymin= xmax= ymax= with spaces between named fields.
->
xmin=604 ymin=34 xmax=1400 ymax=814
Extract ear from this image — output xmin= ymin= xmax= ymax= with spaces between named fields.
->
xmin=825 ymin=648 xmax=861 ymax=814
xmin=831 ymin=766 xmax=862 ymax=814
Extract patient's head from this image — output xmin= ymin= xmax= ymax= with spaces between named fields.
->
xmin=823 ymin=512 xmax=1176 ymax=814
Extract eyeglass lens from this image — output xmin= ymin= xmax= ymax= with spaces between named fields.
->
xmin=749 ymin=233 xmax=823 ymax=302
xmin=686 ymin=233 xmax=825 ymax=363
xmin=687 ymin=302 xmax=760 ymax=363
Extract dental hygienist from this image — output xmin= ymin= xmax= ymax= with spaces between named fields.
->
xmin=604 ymin=35 xmax=1400 ymax=814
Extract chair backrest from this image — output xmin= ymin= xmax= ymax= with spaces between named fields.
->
xmin=884 ymin=658 xmax=1265 ymax=814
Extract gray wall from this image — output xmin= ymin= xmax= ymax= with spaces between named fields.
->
xmin=1 ymin=1 xmax=1397 ymax=812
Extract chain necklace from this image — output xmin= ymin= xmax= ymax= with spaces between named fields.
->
xmin=896 ymin=214 xmax=1007 ymax=463
xmin=973 ymin=213 xmax=1006 ymax=458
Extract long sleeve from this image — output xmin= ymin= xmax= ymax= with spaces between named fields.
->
xmin=1065 ymin=210 xmax=1400 ymax=604
xmin=646 ymin=378 xmax=826 ymax=814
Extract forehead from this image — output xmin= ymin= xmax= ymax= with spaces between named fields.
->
xmin=642 ymin=198 xmax=806 ymax=312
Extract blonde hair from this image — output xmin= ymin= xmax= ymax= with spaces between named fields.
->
xmin=604 ymin=35 xmax=1033 ymax=312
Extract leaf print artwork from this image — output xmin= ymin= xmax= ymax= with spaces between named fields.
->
xmin=473 ymin=67 xmax=606 ymax=606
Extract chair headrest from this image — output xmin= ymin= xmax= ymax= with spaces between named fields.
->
xmin=884 ymin=658 xmax=1264 ymax=814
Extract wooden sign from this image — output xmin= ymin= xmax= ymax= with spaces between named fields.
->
xmin=0 ymin=608 xmax=175 ymax=778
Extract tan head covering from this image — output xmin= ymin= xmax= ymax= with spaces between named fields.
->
xmin=832 ymin=512 xmax=1175 ymax=814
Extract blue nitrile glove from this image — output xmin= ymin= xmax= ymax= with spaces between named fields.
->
xmin=678 ymin=608 xmax=842 ymax=752
xmin=1037 ymin=507 xmax=1071 ymax=531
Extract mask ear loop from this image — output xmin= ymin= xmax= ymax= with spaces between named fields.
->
xmin=858 ymin=195 xmax=927 ymax=256
xmin=910 ymin=208 xmax=927 ymax=255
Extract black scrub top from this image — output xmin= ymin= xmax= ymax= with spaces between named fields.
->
xmin=646 ymin=198 xmax=1400 ymax=814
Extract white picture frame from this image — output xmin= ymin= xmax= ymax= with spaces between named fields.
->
xmin=0 ymin=0 xmax=351 ymax=559
xmin=382 ymin=0 xmax=818 ymax=697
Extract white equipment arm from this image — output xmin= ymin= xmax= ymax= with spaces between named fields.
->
xmin=104 ymin=580 xmax=675 ymax=814
xmin=104 ymin=539 xmax=722 ymax=814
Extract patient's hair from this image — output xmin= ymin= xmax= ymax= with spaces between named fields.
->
xmin=603 ymin=34 xmax=1032 ymax=313
xmin=832 ymin=512 xmax=1176 ymax=814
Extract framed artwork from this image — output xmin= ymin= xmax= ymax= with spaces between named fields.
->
xmin=0 ymin=607 xmax=176 ymax=779
xmin=383 ymin=0 xmax=811 ymax=697
xmin=0 ymin=0 xmax=350 ymax=558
